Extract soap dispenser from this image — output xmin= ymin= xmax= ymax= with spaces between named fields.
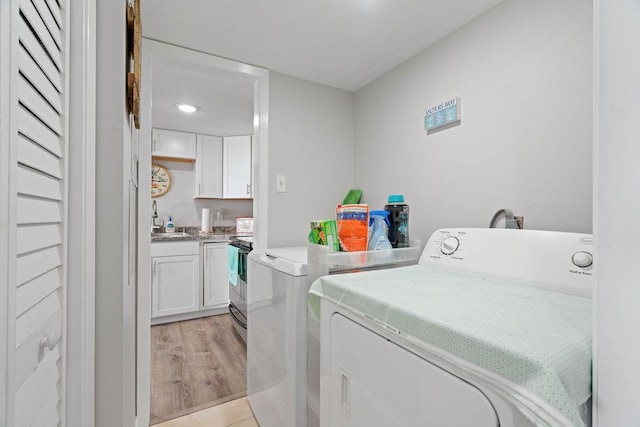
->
xmin=165 ymin=216 xmax=175 ymax=233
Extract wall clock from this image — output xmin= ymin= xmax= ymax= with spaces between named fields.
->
xmin=151 ymin=164 xmax=171 ymax=198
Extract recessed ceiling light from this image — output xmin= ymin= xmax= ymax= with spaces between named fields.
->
xmin=175 ymin=103 xmax=198 ymax=113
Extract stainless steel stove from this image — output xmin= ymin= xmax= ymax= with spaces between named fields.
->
xmin=228 ymin=235 xmax=252 ymax=343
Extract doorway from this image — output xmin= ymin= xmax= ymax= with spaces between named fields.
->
xmin=137 ymin=39 xmax=269 ymax=427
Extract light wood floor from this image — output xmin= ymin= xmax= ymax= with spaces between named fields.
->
xmin=150 ymin=314 xmax=248 ymax=425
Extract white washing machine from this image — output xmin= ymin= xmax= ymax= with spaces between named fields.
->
xmin=309 ymin=228 xmax=593 ymax=427
xmin=247 ymin=243 xmax=422 ymax=427
xmin=247 ymin=246 xmax=309 ymax=427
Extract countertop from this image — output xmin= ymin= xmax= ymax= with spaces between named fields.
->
xmin=151 ymin=226 xmax=236 ymax=243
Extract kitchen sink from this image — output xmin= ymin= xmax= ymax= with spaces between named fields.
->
xmin=151 ymin=232 xmax=192 ymax=238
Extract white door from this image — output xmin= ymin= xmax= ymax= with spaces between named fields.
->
xmin=203 ymin=243 xmax=229 ymax=308
xmin=328 ymin=314 xmax=499 ymax=427
xmin=0 ymin=0 xmax=68 ymax=426
xmin=195 ymin=134 xmax=223 ymax=198
xmin=151 ymin=255 xmax=200 ymax=317
xmin=223 ymin=135 xmax=252 ymax=198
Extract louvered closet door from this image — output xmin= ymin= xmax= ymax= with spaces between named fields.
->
xmin=13 ymin=0 xmax=67 ymax=426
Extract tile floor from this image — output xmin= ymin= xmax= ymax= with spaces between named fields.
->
xmin=151 ymin=397 xmax=258 ymax=427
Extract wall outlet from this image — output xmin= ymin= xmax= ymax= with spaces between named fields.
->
xmin=276 ymin=175 xmax=286 ymax=193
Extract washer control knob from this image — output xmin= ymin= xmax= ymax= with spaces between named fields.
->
xmin=440 ymin=237 xmax=460 ymax=255
xmin=572 ymin=251 xmax=593 ymax=268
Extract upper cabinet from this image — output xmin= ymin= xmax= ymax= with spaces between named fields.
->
xmin=195 ymin=134 xmax=223 ymax=198
xmin=223 ymin=135 xmax=252 ymax=199
xmin=152 ymin=128 xmax=252 ymax=199
xmin=152 ymin=128 xmax=196 ymax=161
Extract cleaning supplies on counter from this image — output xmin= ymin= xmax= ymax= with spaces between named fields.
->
xmin=385 ymin=195 xmax=409 ymax=248
xmin=336 ymin=204 xmax=369 ymax=252
xmin=165 ymin=216 xmax=175 ymax=233
xmin=368 ymin=210 xmax=392 ymax=250
xmin=308 ymin=190 xmax=411 ymax=253
xmin=201 ymin=208 xmax=211 ymax=232
xmin=309 ymin=220 xmax=340 ymax=251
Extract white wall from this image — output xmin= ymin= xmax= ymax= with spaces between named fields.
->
xmin=593 ymin=0 xmax=640 ymax=425
xmin=354 ymin=0 xmax=593 ymax=245
xmin=152 ymin=159 xmax=253 ymax=228
xmin=267 ymin=72 xmax=354 ymax=247
xmin=95 ymin=1 xmax=136 ymax=426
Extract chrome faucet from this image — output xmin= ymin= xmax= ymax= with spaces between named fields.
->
xmin=151 ymin=200 xmax=164 ymax=233
xmin=489 ymin=208 xmax=523 ymax=229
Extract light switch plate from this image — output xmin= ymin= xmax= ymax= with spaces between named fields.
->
xmin=276 ymin=175 xmax=286 ymax=193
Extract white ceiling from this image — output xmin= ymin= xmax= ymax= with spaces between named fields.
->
xmin=141 ymin=0 xmax=505 ymax=92
xmin=151 ymin=60 xmax=255 ymax=136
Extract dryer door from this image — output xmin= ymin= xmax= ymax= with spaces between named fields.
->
xmin=328 ymin=314 xmax=499 ymax=427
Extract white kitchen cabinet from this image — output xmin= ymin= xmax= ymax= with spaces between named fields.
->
xmin=152 ymin=128 xmax=196 ymax=161
xmin=203 ymin=243 xmax=229 ymax=308
xmin=223 ymin=135 xmax=252 ymax=198
xmin=151 ymin=241 xmax=200 ymax=318
xmin=194 ymin=134 xmax=223 ymax=198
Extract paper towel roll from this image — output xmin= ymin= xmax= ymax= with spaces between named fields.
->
xmin=201 ymin=208 xmax=211 ymax=232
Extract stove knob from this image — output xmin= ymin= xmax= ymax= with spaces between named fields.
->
xmin=440 ymin=237 xmax=460 ymax=255
xmin=572 ymin=251 xmax=593 ymax=268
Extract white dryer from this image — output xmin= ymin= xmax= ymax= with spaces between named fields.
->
xmin=309 ymin=228 xmax=593 ymax=427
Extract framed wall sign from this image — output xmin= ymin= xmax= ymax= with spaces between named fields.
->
xmin=425 ymin=97 xmax=461 ymax=134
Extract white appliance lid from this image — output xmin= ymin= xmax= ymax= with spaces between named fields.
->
xmin=249 ymin=246 xmax=308 ymax=277
xmin=263 ymin=246 xmax=308 ymax=263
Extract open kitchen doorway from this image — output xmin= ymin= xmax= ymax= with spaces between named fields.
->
xmin=137 ymin=39 xmax=269 ymax=427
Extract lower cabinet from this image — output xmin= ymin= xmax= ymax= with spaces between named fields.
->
xmin=150 ymin=240 xmax=229 ymax=321
xmin=151 ymin=241 xmax=200 ymax=319
xmin=152 ymin=254 xmax=200 ymax=317
xmin=203 ymin=243 xmax=229 ymax=308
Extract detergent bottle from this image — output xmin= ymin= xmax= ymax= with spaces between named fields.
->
xmin=385 ymin=195 xmax=410 ymax=248
xmin=368 ymin=210 xmax=392 ymax=250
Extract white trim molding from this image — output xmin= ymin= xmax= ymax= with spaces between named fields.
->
xmin=0 ymin=0 xmax=19 ymax=424
xmin=593 ymin=0 xmax=640 ymax=425
xmin=0 ymin=0 xmax=15 ymax=423
xmin=66 ymin=0 xmax=96 ymax=426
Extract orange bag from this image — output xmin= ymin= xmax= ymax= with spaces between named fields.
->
xmin=336 ymin=204 xmax=369 ymax=252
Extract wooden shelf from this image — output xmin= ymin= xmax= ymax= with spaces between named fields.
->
xmin=152 ymin=155 xmax=195 ymax=163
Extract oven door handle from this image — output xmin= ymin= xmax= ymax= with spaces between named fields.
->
xmin=228 ymin=303 xmax=247 ymax=329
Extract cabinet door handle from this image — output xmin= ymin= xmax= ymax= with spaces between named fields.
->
xmin=204 ymin=247 xmax=208 ymax=261
xmin=198 ymin=183 xmax=202 ymax=195
xmin=39 ymin=334 xmax=57 ymax=352
xmin=246 ymin=184 xmax=250 ymax=195
xmin=152 ymin=260 xmax=157 ymax=276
